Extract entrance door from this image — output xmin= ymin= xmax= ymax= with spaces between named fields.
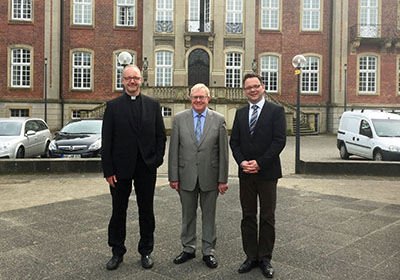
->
xmin=188 ymin=49 xmax=210 ymax=87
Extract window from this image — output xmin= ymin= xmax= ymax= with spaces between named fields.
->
xmin=226 ymin=0 xmax=243 ymax=34
xmin=72 ymin=51 xmax=92 ymax=90
xmin=11 ymin=0 xmax=32 ymax=20
xmin=302 ymin=0 xmax=320 ymax=31
xmin=261 ymin=0 xmax=279 ymax=30
xmin=155 ymin=51 xmax=173 ymax=86
xmin=71 ymin=110 xmax=89 ymax=119
xmin=11 ymin=48 xmax=31 ymax=88
xmin=301 ymin=56 xmax=319 ymax=93
xmin=360 ymin=0 xmax=378 ymax=37
xmin=156 ymin=0 xmax=173 ymax=32
xmin=116 ymin=0 xmax=135 ymax=27
xmin=115 ymin=52 xmax=135 ymax=90
xmin=359 ymin=55 xmax=377 ymax=94
xmin=260 ymin=55 xmax=278 ymax=92
xmin=188 ymin=0 xmax=211 ymax=32
xmin=161 ymin=106 xmax=172 ymax=117
xmin=359 ymin=119 xmax=372 ymax=137
xmin=73 ymin=0 xmax=92 ymax=25
xmin=225 ymin=52 xmax=242 ymax=88
xmin=10 ymin=108 xmax=29 ymax=117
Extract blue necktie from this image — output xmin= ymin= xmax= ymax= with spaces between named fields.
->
xmin=249 ymin=105 xmax=258 ymax=135
xmin=195 ymin=114 xmax=202 ymax=144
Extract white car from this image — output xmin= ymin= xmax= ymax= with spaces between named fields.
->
xmin=0 ymin=118 xmax=52 ymax=158
xmin=337 ymin=110 xmax=400 ymax=161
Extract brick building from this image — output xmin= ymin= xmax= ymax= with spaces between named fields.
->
xmin=0 ymin=0 xmax=399 ymax=132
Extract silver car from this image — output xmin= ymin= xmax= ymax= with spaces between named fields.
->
xmin=0 ymin=118 xmax=52 ymax=158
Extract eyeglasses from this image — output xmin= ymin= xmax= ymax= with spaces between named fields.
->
xmin=190 ymin=95 xmax=208 ymax=100
xmin=244 ymin=84 xmax=262 ymax=91
xmin=123 ymin=76 xmax=141 ymax=81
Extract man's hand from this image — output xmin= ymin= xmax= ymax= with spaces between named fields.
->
xmin=240 ymin=160 xmax=260 ymax=174
xmin=106 ymin=175 xmax=117 ymax=188
xmin=169 ymin=181 xmax=179 ymax=191
xmin=218 ymin=182 xmax=228 ymax=195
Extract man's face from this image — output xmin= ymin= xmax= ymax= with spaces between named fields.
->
xmin=122 ymin=66 xmax=142 ymax=96
xmin=190 ymin=88 xmax=210 ymax=114
xmin=243 ymin=77 xmax=265 ymax=104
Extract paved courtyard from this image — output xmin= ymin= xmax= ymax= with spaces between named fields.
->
xmin=0 ymin=135 xmax=399 ymax=279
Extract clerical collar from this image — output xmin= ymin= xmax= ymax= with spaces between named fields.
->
xmin=125 ymin=92 xmax=140 ymax=100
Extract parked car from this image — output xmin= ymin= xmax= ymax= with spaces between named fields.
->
xmin=337 ymin=110 xmax=400 ymax=161
xmin=0 ymin=117 xmax=52 ymax=158
xmin=49 ymin=119 xmax=102 ymax=158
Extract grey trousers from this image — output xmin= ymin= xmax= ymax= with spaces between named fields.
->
xmin=179 ymin=185 xmax=219 ymax=256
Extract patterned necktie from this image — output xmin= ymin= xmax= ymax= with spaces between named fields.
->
xmin=195 ymin=114 xmax=202 ymax=144
xmin=249 ymin=105 xmax=258 ymax=135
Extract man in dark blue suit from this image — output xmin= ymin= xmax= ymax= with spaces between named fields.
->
xmin=230 ymin=73 xmax=286 ymax=278
xmin=101 ymin=65 xmax=166 ymax=270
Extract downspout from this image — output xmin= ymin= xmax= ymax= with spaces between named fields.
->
xmin=59 ymin=0 xmax=64 ymax=127
xmin=326 ymin=0 xmax=334 ymax=133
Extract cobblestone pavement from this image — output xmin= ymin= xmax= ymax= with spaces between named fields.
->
xmin=0 ymin=135 xmax=399 ymax=279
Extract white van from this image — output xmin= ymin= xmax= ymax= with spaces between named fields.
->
xmin=337 ymin=110 xmax=400 ymax=161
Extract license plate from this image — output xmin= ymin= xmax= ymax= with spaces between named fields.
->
xmin=62 ymin=154 xmax=81 ymax=158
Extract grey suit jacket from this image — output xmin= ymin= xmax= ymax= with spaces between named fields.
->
xmin=168 ymin=109 xmax=228 ymax=192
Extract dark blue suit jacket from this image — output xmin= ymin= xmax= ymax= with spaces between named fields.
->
xmin=230 ymin=100 xmax=286 ymax=179
xmin=101 ymin=93 xmax=166 ymax=179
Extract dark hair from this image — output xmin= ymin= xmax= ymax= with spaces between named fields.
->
xmin=243 ymin=73 xmax=262 ymax=85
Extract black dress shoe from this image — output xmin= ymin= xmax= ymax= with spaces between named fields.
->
xmin=140 ymin=255 xmax=154 ymax=269
xmin=106 ymin=255 xmax=123 ymax=270
xmin=238 ymin=258 xmax=259 ymax=273
xmin=141 ymin=254 xmax=154 ymax=269
xmin=202 ymin=255 xmax=218 ymax=269
xmin=173 ymin=251 xmax=196 ymax=264
xmin=260 ymin=260 xmax=274 ymax=278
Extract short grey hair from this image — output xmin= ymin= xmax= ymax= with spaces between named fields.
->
xmin=190 ymin=83 xmax=210 ymax=97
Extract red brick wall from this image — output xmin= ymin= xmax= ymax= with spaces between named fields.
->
xmin=62 ymin=0 xmax=143 ymax=102
xmin=255 ymin=0 xmax=332 ymax=107
xmin=0 ymin=0 xmax=45 ymax=100
xmin=347 ymin=0 xmax=400 ymax=106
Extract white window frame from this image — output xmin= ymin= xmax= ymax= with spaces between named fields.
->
xmin=161 ymin=106 xmax=172 ymax=117
xmin=261 ymin=0 xmax=279 ymax=30
xmin=302 ymin=0 xmax=320 ymax=31
xmin=359 ymin=55 xmax=377 ymax=94
xmin=226 ymin=0 xmax=243 ymax=34
xmin=156 ymin=0 xmax=173 ymax=32
xmin=73 ymin=0 xmax=93 ymax=25
xmin=72 ymin=51 xmax=92 ymax=90
xmin=116 ymin=0 xmax=135 ymax=27
xmin=225 ymin=52 xmax=242 ymax=88
xmin=10 ymin=108 xmax=29 ymax=117
xmin=115 ymin=52 xmax=135 ymax=91
xmin=360 ymin=0 xmax=379 ymax=38
xmin=155 ymin=51 xmax=173 ymax=86
xmin=11 ymin=48 xmax=31 ymax=88
xmin=11 ymin=0 xmax=32 ymax=21
xmin=398 ymin=56 xmax=400 ymax=96
xmin=301 ymin=56 xmax=319 ymax=94
xmin=260 ymin=55 xmax=279 ymax=93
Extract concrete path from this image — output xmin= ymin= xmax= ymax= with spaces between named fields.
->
xmin=0 ymin=135 xmax=399 ymax=279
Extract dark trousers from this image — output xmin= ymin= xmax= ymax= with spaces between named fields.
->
xmin=239 ymin=176 xmax=277 ymax=261
xmin=108 ymin=153 xmax=156 ymax=257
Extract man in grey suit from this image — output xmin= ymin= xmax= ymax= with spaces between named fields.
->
xmin=168 ymin=83 xmax=229 ymax=269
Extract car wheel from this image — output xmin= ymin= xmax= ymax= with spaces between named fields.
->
xmin=41 ymin=142 xmax=50 ymax=158
xmin=16 ymin=147 xmax=25 ymax=158
xmin=374 ymin=150 xmax=384 ymax=161
xmin=339 ymin=143 xmax=349 ymax=159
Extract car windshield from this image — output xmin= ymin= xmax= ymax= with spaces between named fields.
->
xmin=60 ymin=120 xmax=102 ymax=134
xmin=372 ymin=119 xmax=400 ymax=137
xmin=0 ymin=122 xmax=22 ymax=136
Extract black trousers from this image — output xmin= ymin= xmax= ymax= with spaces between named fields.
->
xmin=108 ymin=153 xmax=156 ymax=257
xmin=239 ymin=175 xmax=277 ymax=261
